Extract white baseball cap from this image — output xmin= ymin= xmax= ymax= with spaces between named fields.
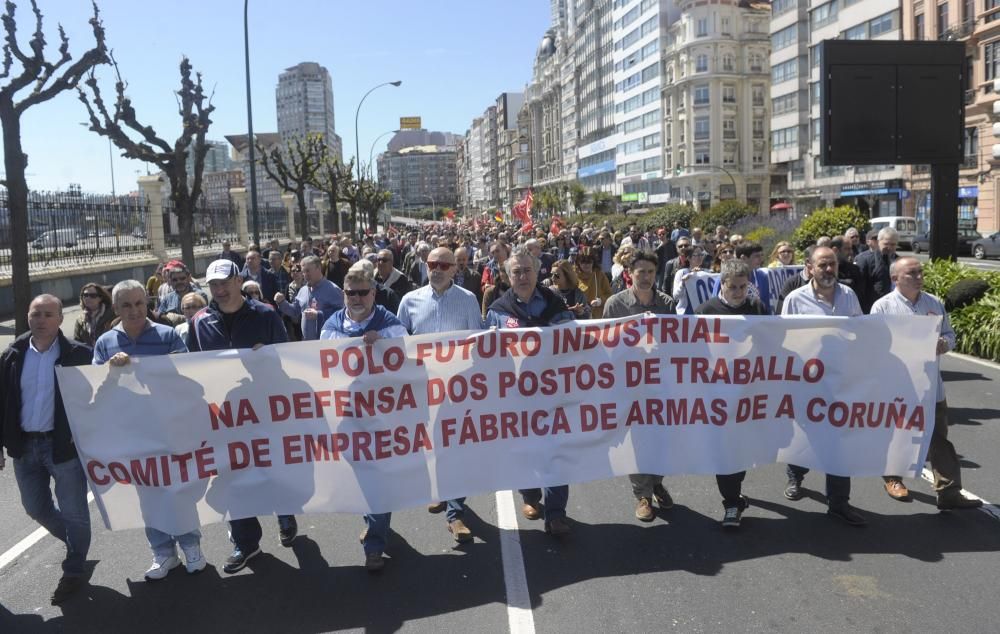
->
xmin=205 ymin=259 xmax=240 ymax=282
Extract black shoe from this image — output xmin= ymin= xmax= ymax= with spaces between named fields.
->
xmin=784 ymin=479 xmax=803 ymax=501
xmin=51 ymin=576 xmax=84 ymax=605
xmin=722 ymin=496 xmax=749 ymax=529
xmin=937 ymin=494 xmax=983 ymax=511
xmin=279 ymin=520 xmax=298 ymax=547
xmin=653 ymin=484 xmax=674 ymax=509
xmin=828 ymin=504 xmax=867 ymax=526
xmin=222 ymin=547 xmax=261 ymax=574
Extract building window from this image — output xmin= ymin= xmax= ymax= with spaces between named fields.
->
xmin=772 ymin=92 xmax=797 ymax=114
xmin=695 ymin=116 xmax=710 ymax=140
xmin=772 ymin=0 xmax=796 ymax=17
xmin=964 ymin=126 xmax=978 ymax=158
xmin=697 ymin=17 xmax=708 ymax=37
xmin=753 ymin=119 xmax=765 ymax=139
xmin=772 ymin=24 xmax=797 ymax=50
xmin=914 ymin=13 xmax=925 ymax=39
xmin=696 ymin=54 xmax=709 ymax=72
xmin=695 ymin=147 xmax=711 ymax=165
xmin=723 ymin=150 xmax=736 ymax=165
xmin=694 ymin=84 xmax=710 ymax=105
xmin=723 ymin=118 xmax=737 ymax=139
xmin=810 ymin=43 xmax=823 ymax=67
xmin=844 ymin=23 xmax=866 ymax=40
xmin=986 ymin=40 xmax=1000 ymax=81
xmin=988 ymin=0 xmax=1000 ymax=24
xmin=811 ymin=1 xmax=838 ymax=30
xmin=869 ymin=11 xmax=896 ymax=37
xmin=772 ymin=59 xmax=798 ymax=84
xmin=721 ymin=16 xmax=731 ymax=34
xmin=752 ymin=85 xmax=765 ymax=106
xmin=937 ymin=2 xmax=949 ymax=38
xmin=772 ymin=126 xmax=798 ymax=148
xmin=749 ymin=53 xmax=764 ymax=72
xmin=810 ymin=81 xmax=821 ymax=107
xmin=723 ymin=54 xmax=735 ymax=72
xmin=723 ymin=84 xmax=737 ymax=103
xmin=752 ymin=150 xmax=765 ymax=166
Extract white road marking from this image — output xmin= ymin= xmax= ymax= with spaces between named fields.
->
xmin=946 ymin=351 xmax=1000 ymax=372
xmin=495 ymin=490 xmax=536 ymax=634
xmin=0 ymin=492 xmax=95 ymax=572
xmin=920 ymin=468 xmax=1000 ymax=520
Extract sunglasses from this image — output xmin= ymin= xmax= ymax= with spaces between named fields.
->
xmin=345 ymin=289 xmax=372 ymax=297
xmin=427 ymin=261 xmax=454 ymax=271
xmin=82 ymin=292 xmax=100 ymax=299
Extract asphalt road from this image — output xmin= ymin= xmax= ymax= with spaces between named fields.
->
xmin=1 ymin=311 xmax=999 ymax=633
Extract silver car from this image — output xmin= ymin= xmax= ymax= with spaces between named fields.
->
xmin=971 ymin=232 xmax=1000 ymax=260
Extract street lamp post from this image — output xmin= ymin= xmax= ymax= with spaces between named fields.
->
xmin=243 ymin=0 xmax=260 ymax=247
xmin=354 ymin=81 xmax=402 ymax=218
xmin=369 ymin=129 xmax=398 ymax=172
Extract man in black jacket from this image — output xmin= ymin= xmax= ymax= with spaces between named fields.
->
xmin=0 ymin=295 xmax=93 ymax=604
xmin=659 ymin=235 xmax=693 ymax=294
xmin=854 ymin=227 xmax=898 ymax=313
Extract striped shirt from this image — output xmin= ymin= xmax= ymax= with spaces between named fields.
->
xmin=397 ymin=283 xmax=484 ymax=335
xmin=93 ymin=320 xmax=188 ymax=365
xmin=870 ymin=289 xmax=954 ymax=401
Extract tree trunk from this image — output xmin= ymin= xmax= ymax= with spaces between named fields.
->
xmin=177 ymin=198 xmax=196 ymax=274
xmin=296 ymin=188 xmax=309 ymax=240
xmin=1 ymin=104 xmax=31 ymax=335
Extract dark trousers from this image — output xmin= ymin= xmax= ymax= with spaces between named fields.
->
xmin=520 ymin=486 xmax=568 ymax=520
xmin=716 ymin=471 xmax=746 ymax=507
xmin=786 ymin=465 xmax=850 ymax=507
xmin=230 ymin=515 xmax=296 ymax=553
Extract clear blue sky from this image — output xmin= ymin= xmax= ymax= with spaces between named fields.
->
xmin=2 ymin=0 xmax=549 ymax=193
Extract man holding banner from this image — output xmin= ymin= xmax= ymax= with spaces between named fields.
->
xmin=188 ymin=260 xmax=297 ymax=573
xmin=603 ymin=251 xmax=678 ymax=522
xmin=486 ymin=246 xmax=575 ymax=537
xmin=781 ymin=247 xmax=866 ymax=526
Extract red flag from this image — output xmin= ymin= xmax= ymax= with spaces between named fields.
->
xmin=520 ymin=220 xmax=534 ymax=235
xmin=525 ymin=188 xmax=534 ymax=215
xmin=550 ymin=215 xmax=563 ymax=236
xmin=445 ymin=209 xmax=456 ymax=221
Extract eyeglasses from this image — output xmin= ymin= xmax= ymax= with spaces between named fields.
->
xmin=345 ymin=289 xmax=372 ymax=297
xmin=82 ymin=292 xmax=100 ymax=299
xmin=426 ymin=261 xmax=454 ymax=271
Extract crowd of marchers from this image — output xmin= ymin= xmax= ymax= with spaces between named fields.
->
xmin=0 ymin=219 xmax=981 ymax=605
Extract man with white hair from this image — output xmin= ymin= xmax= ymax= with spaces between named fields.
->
xmin=0 ymin=294 xmax=93 ymax=604
xmin=407 ymin=241 xmax=433 ymax=287
xmin=854 ymin=226 xmax=899 ymax=314
xmin=93 ymin=281 xmax=200 ymax=580
xmin=486 ymin=246 xmax=575 ymax=537
xmin=374 ymin=248 xmax=413 ymax=299
xmin=871 ymin=257 xmax=982 ymax=510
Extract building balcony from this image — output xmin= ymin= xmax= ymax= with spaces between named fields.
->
xmin=966 ymin=89 xmax=976 ymax=105
xmin=961 ymin=154 xmax=978 ymax=170
xmin=938 ymin=20 xmax=974 ymax=41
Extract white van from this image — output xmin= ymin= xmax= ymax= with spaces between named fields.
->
xmin=32 ymin=228 xmax=78 ymax=249
xmin=869 ymin=216 xmax=918 ymax=251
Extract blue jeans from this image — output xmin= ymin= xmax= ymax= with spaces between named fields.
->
xmin=519 ymin=486 xmax=569 ymax=520
xmin=145 ymin=527 xmax=201 ymax=559
xmin=362 ymin=513 xmax=392 ymax=555
xmin=230 ymin=514 xmax=296 ymax=553
xmin=445 ymin=498 xmax=467 ymax=523
xmin=13 ymin=437 xmax=91 ymax=577
xmin=786 ymin=464 xmax=851 ymax=507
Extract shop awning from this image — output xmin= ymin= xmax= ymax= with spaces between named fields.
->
xmin=770 ymin=202 xmax=793 ymax=211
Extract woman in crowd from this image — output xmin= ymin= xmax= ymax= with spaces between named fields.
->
xmin=768 ymin=241 xmax=797 ymax=267
xmin=553 ymin=234 xmax=573 ymax=260
xmin=241 ymin=280 xmax=263 ymax=302
xmin=175 ymin=292 xmax=207 ymax=340
xmin=551 ymin=259 xmax=591 ymax=319
xmin=575 ymin=251 xmax=612 ymax=319
xmin=284 ymin=264 xmax=305 ymax=341
xmin=671 ymin=245 xmax=708 ymax=315
xmin=145 ymin=263 xmax=165 ymax=299
xmin=711 ymin=242 xmax=735 ymax=274
xmin=610 ymin=245 xmax=636 ymax=293
xmin=73 ymin=283 xmax=115 ymax=347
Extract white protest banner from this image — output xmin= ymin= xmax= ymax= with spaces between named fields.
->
xmin=57 ymin=315 xmax=941 ymax=535
xmin=681 ymin=271 xmax=720 ymax=313
xmin=763 ymin=266 xmax=805 ymax=313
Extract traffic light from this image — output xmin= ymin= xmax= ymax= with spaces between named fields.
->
xmin=674 ymin=165 xmax=682 ymax=176
xmin=993 ymin=79 xmax=1000 ymax=159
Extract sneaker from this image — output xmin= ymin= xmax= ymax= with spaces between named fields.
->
xmin=653 ymin=484 xmax=674 ymax=509
xmin=427 ymin=501 xmax=447 ymax=514
xmin=635 ymin=497 xmax=655 ymax=522
xmin=828 ymin=503 xmax=867 ymax=527
xmin=222 ymin=547 xmax=261 ymax=574
xmin=722 ymin=496 xmax=749 ymax=529
xmin=545 ymin=517 xmax=571 ymax=538
xmin=937 ymin=493 xmax=984 ymax=511
xmin=279 ymin=521 xmax=298 ymax=547
xmin=51 ymin=575 xmax=84 ymax=605
xmin=181 ymin=544 xmax=207 ymax=574
xmin=144 ymin=554 xmax=181 ymax=581
xmin=448 ymin=519 xmax=474 ymax=543
xmin=365 ymin=552 xmax=385 ymax=573
xmin=883 ymin=477 xmax=911 ymax=501
xmin=784 ymin=478 xmax=803 ymax=501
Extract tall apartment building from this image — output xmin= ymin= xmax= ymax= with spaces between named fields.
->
xmin=276 ymin=62 xmax=343 ymax=161
xmin=377 ymin=143 xmax=459 ymax=212
xmin=611 ymin=0 xmax=679 ymax=201
xmin=574 ymin=0 xmax=619 ymax=194
xmin=662 ymin=0 xmax=772 ymax=211
xmin=186 ymin=140 xmax=233 ymax=180
xmin=901 ymin=0 xmax=999 ymax=233
xmin=225 ymin=132 xmax=285 ymax=210
xmin=496 ymin=92 xmax=526 ymax=209
xmin=526 ymin=28 xmax=570 ymax=187
xmin=770 ymin=0 xmax=903 ymax=218
xmin=463 ymin=117 xmax=488 ymax=211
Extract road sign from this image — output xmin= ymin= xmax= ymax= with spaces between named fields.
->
xmin=400 ymin=117 xmax=422 ymax=130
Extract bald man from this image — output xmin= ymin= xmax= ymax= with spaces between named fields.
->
xmin=0 ymin=295 xmax=94 ymax=604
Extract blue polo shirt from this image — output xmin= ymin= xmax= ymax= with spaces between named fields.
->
xmin=93 ymin=319 xmax=188 ymax=365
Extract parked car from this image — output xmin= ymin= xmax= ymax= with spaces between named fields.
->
xmin=31 ymin=228 xmax=78 ymax=249
xmin=971 ymin=232 xmax=1000 ymax=260
xmin=870 ymin=216 xmax=918 ymax=250
xmin=911 ymin=228 xmax=981 ymax=256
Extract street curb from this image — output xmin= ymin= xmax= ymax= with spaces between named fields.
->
xmin=946 ymin=351 xmax=1000 ymax=371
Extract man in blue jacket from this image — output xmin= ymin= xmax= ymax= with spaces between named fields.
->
xmin=0 ymin=295 xmax=93 ymax=604
xmin=187 ymin=259 xmax=294 ymax=574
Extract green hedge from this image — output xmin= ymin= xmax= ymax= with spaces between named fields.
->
xmin=791 ymin=205 xmax=870 ymax=250
xmin=923 ymin=260 xmax=1000 ymax=363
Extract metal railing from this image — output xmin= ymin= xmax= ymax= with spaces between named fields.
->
xmin=0 ymin=189 xmax=151 ymax=276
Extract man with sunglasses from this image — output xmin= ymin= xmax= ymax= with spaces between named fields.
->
xmin=156 ymin=262 xmax=207 ymax=316
xmin=320 ymin=267 xmax=408 ymax=572
xmin=374 ymin=249 xmax=414 ymax=300
xmin=658 ymin=236 xmax=694 ymax=294
xmin=397 ymin=247 xmax=484 ymax=543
